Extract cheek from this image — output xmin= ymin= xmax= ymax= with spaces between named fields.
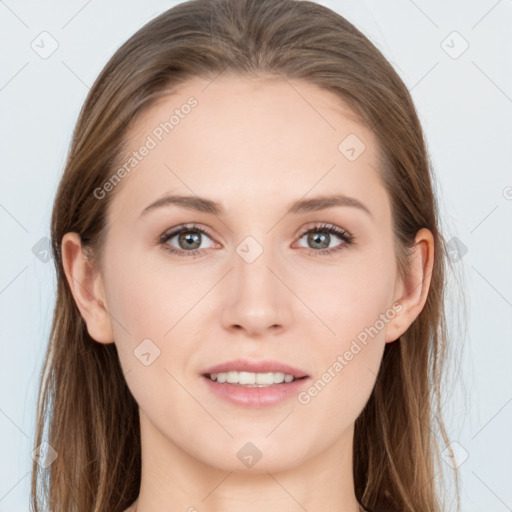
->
xmin=102 ymin=245 xmax=211 ymax=392
xmin=308 ymin=249 xmax=397 ymax=343
xmin=301 ymin=255 xmax=396 ymax=417
xmin=299 ymin=311 xmax=387 ymax=432
xmin=102 ymin=254 xmax=203 ymax=426
xmin=103 ymin=241 xmax=198 ymax=339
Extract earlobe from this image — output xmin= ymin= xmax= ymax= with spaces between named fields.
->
xmin=385 ymin=228 xmax=435 ymax=343
xmin=61 ymin=232 xmax=114 ymax=344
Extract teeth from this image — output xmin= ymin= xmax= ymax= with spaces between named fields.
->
xmin=208 ymin=371 xmax=296 ymax=386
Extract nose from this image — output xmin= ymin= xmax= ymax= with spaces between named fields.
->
xmin=220 ymin=244 xmax=293 ymax=337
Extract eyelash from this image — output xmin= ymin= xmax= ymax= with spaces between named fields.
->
xmin=158 ymin=222 xmax=355 ymax=258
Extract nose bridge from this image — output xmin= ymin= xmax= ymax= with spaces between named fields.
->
xmin=233 ymin=233 xmax=281 ymax=302
xmin=220 ymin=232 xmax=292 ymax=334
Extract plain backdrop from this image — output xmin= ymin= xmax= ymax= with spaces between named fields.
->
xmin=0 ymin=1 xmax=511 ymax=511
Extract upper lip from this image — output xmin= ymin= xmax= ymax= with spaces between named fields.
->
xmin=202 ymin=359 xmax=309 ymax=379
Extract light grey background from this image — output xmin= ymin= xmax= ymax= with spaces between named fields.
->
xmin=1 ymin=1 xmax=511 ymax=511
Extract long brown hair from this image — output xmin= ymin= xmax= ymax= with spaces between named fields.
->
xmin=31 ymin=1 xmax=460 ymax=511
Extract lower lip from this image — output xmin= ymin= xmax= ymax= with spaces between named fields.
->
xmin=202 ymin=375 xmax=310 ymax=407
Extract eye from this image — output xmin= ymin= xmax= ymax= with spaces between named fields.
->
xmin=158 ymin=222 xmax=354 ymax=259
xmin=159 ymin=223 xmax=216 ymax=258
xmin=294 ymin=223 xmax=354 ymax=256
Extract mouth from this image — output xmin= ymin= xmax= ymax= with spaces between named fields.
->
xmin=200 ymin=359 xmax=310 ymax=407
xmin=201 ymin=371 xmax=310 ymax=408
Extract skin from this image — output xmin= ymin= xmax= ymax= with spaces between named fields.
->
xmin=62 ymin=73 xmax=434 ymax=512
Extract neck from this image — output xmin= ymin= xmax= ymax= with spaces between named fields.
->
xmin=128 ymin=412 xmax=363 ymax=512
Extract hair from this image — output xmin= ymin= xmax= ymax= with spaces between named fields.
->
xmin=31 ymin=0 xmax=460 ymax=511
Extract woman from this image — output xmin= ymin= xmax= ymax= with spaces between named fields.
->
xmin=31 ymin=0 xmax=459 ymax=511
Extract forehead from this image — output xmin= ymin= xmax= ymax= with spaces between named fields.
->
xmin=107 ymin=73 xmax=386 ymax=224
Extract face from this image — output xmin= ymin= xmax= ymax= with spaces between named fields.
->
xmin=96 ymin=73 xmax=403 ymax=473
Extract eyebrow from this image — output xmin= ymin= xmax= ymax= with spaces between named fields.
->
xmin=139 ymin=193 xmax=372 ymax=218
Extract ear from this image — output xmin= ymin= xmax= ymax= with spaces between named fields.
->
xmin=61 ymin=232 xmax=114 ymax=344
xmin=385 ymin=228 xmax=435 ymax=343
